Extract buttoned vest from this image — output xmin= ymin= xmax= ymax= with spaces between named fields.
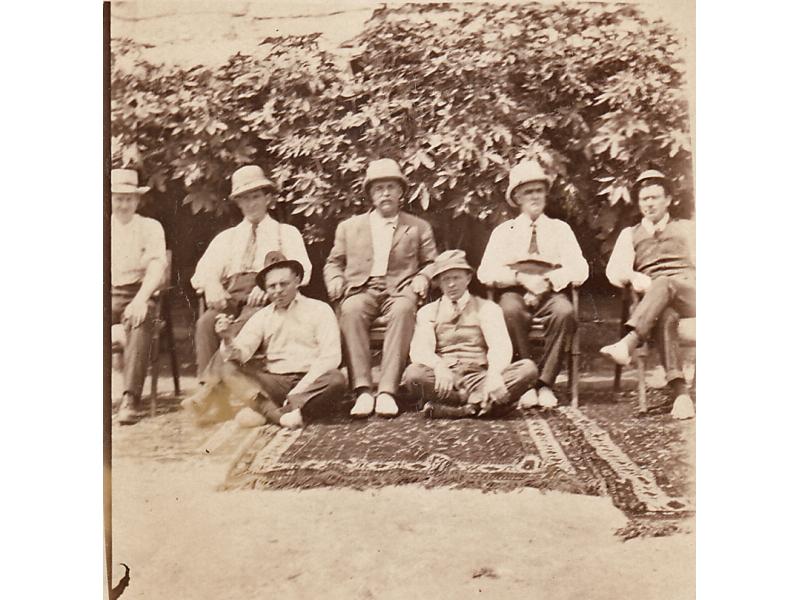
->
xmin=433 ymin=296 xmax=489 ymax=367
xmin=632 ymin=219 xmax=694 ymax=279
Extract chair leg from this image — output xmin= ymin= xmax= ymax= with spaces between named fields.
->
xmin=635 ymin=346 xmax=648 ymax=415
xmin=570 ymin=332 xmax=580 ymax=409
xmin=149 ymin=326 xmax=162 ymax=418
xmin=613 ymin=365 xmax=622 ymax=393
xmin=163 ymin=297 xmax=180 ymax=395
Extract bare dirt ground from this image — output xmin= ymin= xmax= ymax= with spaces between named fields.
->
xmin=110 ymin=390 xmax=694 ymax=600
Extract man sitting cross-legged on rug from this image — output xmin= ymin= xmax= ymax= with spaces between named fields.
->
xmin=401 ymin=250 xmax=538 ymax=419
xmin=601 ymin=169 xmax=696 ymax=420
xmin=324 ymin=158 xmax=439 ymax=419
xmin=183 ymin=251 xmax=345 ymax=429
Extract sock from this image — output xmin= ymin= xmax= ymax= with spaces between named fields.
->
xmin=668 ymin=378 xmax=689 ymax=399
xmin=623 ymin=331 xmax=642 ymax=353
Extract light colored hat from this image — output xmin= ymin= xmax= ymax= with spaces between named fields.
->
xmin=430 ymin=249 xmax=474 ymax=280
xmin=506 ymin=160 xmax=550 ymax=206
xmin=230 ymin=165 xmax=278 ymax=199
xmin=634 ymin=169 xmax=668 ymax=187
xmin=111 ymin=169 xmax=150 ymax=195
xmin=362 ymin=158 xmax=409 ymax=197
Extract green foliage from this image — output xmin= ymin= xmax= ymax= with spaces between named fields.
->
xmin=111 ymin=2 xmax=692 ymax=264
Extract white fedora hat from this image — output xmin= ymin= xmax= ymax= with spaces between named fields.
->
xmin=111 ymin=169 xmax=151 ymax=195
xmin=505 ymin=160 xmax=551 ymax=206
xmin=230 ymin=165 xmax=278 ymax=199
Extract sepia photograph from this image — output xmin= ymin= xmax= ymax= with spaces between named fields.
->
xmin=106 ymin=1 xmax=698 ymax=597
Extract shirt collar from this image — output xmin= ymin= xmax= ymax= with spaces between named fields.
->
xmin=641 ymin=214 xmax=670 ymax=235
xmin=515 ymin=212 xmax=546 ymax=228
xmin=111 ymin=213 xmax=138 ymax=229
xmin=369 ymin=210 xmax=399 ymax=227
xmin=240 ymin=214 xmax=275 ymax=231
xmin=271 ymin=292 xmax=304 ymax=314
xmin=448 ymin=291 xmax=471 ymax=310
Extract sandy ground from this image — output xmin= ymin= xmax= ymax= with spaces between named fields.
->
xmin=111 ymin=432 xmax=694 ymax=600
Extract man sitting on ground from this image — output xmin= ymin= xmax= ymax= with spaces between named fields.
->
xmin=184 ymin=251 xmax=345 ymax=429
xmin=401 ymin=250 xmax=538 ymax=419
xmin=111 ymin=168 xmax=167 ymax=425
xmin=601 ymin=169 xmax=696 ymax=419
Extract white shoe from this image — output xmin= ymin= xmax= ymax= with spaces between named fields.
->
xmin=600 ymin=340 xmax=632 ymax=366
xmin=375 ymin=393 xmax=399 ymax=418
xmin=235 ymin=407 xmax=267 ymax=428
xmin=670 ymin=394 xmax=695 ymax=420
xmin=518 ymin=388 xmax=539 ymax=409
xmin=537 ymin=386 xmax=558 ymax=409
xmin=350 ymin=392 xmax=375 ymax=418
xmin=279 ymin=408 xmax=304 ymax=429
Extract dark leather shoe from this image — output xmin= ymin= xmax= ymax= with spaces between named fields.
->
xmin=117 ymin=393 xmax=141 ymax=425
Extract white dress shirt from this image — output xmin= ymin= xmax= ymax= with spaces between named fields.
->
xmin=477 ymin=214 xmax=589 ymax=291
xmin=191 ymin=216 xmax=312 ymax=290
xmin=226 ymin=293 xmax=341 ymax=396
xmin=368 ymin=210 xmax=399 ymax=277
xmin=409 ymin=292 xmax=512 ymax=376
xmin=605 ymin=215 xmax=696 ymax=287
xmin=111 ymin=214 xmax=167 ymax=287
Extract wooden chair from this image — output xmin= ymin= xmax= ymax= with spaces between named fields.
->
xmin=487 ymin=286 xmax=581 ymax=408
xmin=613 ymin=286 xmax=696 ymax=414
xmin=112 ymin=251 xmax=181 ymax=417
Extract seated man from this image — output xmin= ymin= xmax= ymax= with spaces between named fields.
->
xmin=110 ymin=168 xmax=167 ymax=425
xmin=601 ymin=170 xmax=696 ymax=419
xmin=324 ymin=158 xmax=438 ymax=419
xmin=477 ymin=159 xmax=588 ymax=409
xmin=402 ymin=250 xmax=538 ymax=419
xmin=184 ymin=251 xmax=345 ymax=429
xmin=191 ymin=165 xmax=312 ymax=374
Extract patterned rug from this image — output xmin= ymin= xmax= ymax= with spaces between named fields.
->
xmin=224 ymin=405 xmax=693 ymax=521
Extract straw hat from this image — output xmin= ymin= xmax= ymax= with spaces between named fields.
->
xmin=430 ymin=249 xmax=474 ymax=280
xmin=362 ymin=158 xmax=409 ymax=197
xmin=506 ymin=160 xmax=550 ymax=206
xmin=111 ymin=169 xmax=150 ymax=195
xmin=230 ymin=165 xmax=278 ymax=199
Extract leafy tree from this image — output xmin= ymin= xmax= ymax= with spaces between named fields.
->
xmin=111 ymin=2 xmax=692 ymax=284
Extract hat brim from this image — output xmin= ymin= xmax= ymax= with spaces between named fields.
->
xmin=506 ymin=179 xmax=550 ymax=207
xmin=255 ymin=259 xmax=304 ymax=290
xmin=508 ymin=257 xmax=561 ymax=275
xmin=111 ymin=185 xmax=151 ymax=195
xmin=432 ymin=265 xmax=474 ymax=280
xmin=230 ymin=179 xmax=278 ymax=200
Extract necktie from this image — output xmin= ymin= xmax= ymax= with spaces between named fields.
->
xmin=241 ymin=222 xmax=258 ymax=272
xmin=449 ymin=299 xmax=463 ymax=323
xmin=528 ymin=223 xmax=539 ymax=254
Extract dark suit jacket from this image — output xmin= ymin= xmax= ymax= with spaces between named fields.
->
xmin=324 ymin=211 xmax=439 ymax=299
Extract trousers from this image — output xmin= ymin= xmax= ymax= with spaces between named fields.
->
xmin=195 ymin=272 xmax=262 ymax=373
xmin=401 ymin=359 xmax=538 ymax=415
xmin=627 ymin=273 xmax=695 ymax=383
xmin=111 ymin=283 xmax=157 ymax=400
xmin=338 ymin=278 xmax=418 ymax=396
xmin=497 ymin=290 xmax=576 ymax=388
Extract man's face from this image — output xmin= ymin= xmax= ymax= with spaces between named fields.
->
xmin=513 ymin=181 xmax=548 ymax=221
xmin=263 ymin=267 xmax=300 ymax=309
xmin=111 ymin=192 xmax=140 ymax=222
xmin=370 ymin=179 xmax=403 ymax=218
xmin=437 ymin=269 xmax=472 ymax=302
xmin=637 ymin=184 xmax=671 ymax=224
xmin=235 ymin=188 xmax=272 ymax=224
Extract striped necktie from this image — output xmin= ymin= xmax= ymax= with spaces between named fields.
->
xmin=528 ymin=222 xmax=539 ymax=254
xmin=241 ymin=222 xmax=258 ymax=272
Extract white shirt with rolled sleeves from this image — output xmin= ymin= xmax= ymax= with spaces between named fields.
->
xmin=477 ymin=214 xmax=589 ymax=291
xmin=367 ymin=210 xmax=399 ymax=277
xmin=605 ymin=215 xmax=696 ymax=287
xmin=409 ymin=292 xmax=512 ymax=378
xmin=111 ymin=214 xmax=167 ymax=287
xmin=223 ymin=293 xmax=341 ymax=397
xmin=190 ymin=215 xmax=312 ymax=290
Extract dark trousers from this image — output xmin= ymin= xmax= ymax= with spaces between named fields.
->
xmin=401 ymin=359 xmax=538 ymax=415
xmin=498 ymin=290 xmax=576 ymax=388
xmin=195 ymin=272 xmax=262 ymax=374
xmin=111 ymin=284 xmax=157 ymax=401
xmin=627 ymin=273 xmax=695 ymax=383
xmin=339 ymin=278 xmax=418 ymax=395
xmin=196 ymin=353 xmax=346 ymax=424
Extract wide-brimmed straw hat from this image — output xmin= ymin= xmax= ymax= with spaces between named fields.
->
xmin=255 ymin=251 xmax=304 ymax=291
xmin=230 ymin=165 xmax=278 ymax=199
xmin=506 ymin=160 xmax=551 ymax=206
xmin=430 ymin=249 xmax=474 ymax=280
xmin=362 ymin=158 xmax=409 ymax=198
xmin=111 ymin=169 xmax=151 ymax=195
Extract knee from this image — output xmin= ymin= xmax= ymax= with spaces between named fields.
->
xmin=388 ymin=297 xmax=416 ymax=321
xmin=498 ymin=293 xmax=526 ymax=319
xmin=549 ymin=297 xmax=575 ymax=322
xmin=402 ymin=363 xmax=429 ymax=386
xmin=339 ymin=295 xmax=369 ymax=321
xmin=326 ymin=369 xmax=347 ymax=394
xmin=516 ymin=358 xmax=539 ymax=384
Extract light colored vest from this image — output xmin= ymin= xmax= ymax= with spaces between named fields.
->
xmin=433 ymin=296 xmax=489 ymax=367
xmin=632 ymin=219 xmax=694 ymax=279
